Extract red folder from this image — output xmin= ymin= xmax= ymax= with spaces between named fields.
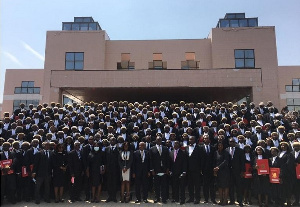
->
xmin=1 ymin=159 xmax=14 ymax=175
xmin=257 ymin=159 xmax=269 ymax=175
xmin=296 ymin=164 xmax=300 ymax=180
xmin=201 ymin=122 xmax=207 ymax=127
xmin=269 ymin=168 xmax=280 ymax=183
xmin=244 ymin=163 xmax=252 ymax=178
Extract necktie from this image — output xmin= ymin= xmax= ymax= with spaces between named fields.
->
xmin=158 ymin=146 xmax=162 ymax=155
xmin=174 ymin=150 xmax=177 ymax=162
xmin=231 ymin=147 xmax=234 ymax=158
xmin=206 ymin=145 xmax=209 ymax=154
xmin=141 ymin=151 xmax=144 ymax=163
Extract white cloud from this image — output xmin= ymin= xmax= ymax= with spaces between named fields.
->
xmin=21 ymin=41 xmax=45 ymax=62
xmin=1 ymin=51 xmax=24 ymax=67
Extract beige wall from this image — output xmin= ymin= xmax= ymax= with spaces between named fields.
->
xmin=210 ymin=27 xmax=279 ymax=106
xmin=2 ymin=69 xmax=44 ymax=116
xmin=278 ymin=66 xmax=300 ymax=110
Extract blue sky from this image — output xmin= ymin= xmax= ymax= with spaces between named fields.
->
xmin=1 ymin=0 xmax=300 ymax=103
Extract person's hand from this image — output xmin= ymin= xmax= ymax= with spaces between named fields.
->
xmin=31 ymin=173 xmax=36 ymax=178
xmin=182 ymin=172 xmax=186 ymax=177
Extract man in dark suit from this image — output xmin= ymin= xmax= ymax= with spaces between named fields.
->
xmin=68 ymin=141 xmax=84 ymax=202
xmin=32 ymin=142 xmax=53 ymax=204
xmin=169 ymin=141 xmax=187 ymax=205
xmin=104 ymin=137 xmax=119 ymax=203
xmin=292 ymin=142 xmax=300 ymax=206
xmin=186 ymin=136 xmax=202 ymax=204
xmin=201 ymin=134 xmax=217 ymax=204
xmin=226 ymin=138 xmax=245 ymax=206
xmin=0 ymin=142 xmax=17 ymax=204
xmin=150 ymin=136 xmax=170 ymax=204
xmin=82 ymin=136 xmax=94 ymax=201
xmin=132 ymin=142 xmax=150 ymax=203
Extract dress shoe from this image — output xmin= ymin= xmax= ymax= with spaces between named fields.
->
xmin=60 ymin=199 xmax=64 ymax=203
xmin=162 ymin=200 xmax=167 ymax=204
xmin=180 ymin=201 xmax=185 ymax=205
xmin=194 ymin=200 xmax=200 ymax=204
xmin=35 ymin=200 xmax=40 ymax=204
xmin=143 ymin=200 xmax=148 ymax=203
xmin=135 ymin=200 xmax=141 ymax=203
xmin=154 ymin=199 xmax=160 ymax=203
xmin=105 ymin=198 xmax=111 ymax=203
xmin=45 ymin=199 xmax=51 ymax=203
xmin=239 ymin=202 xmax=244 ymax=206
xmin=113 ymin=199 xmax=117 ymax=202
xmin=211 ymin=200 xmax=218 ymax=204
xmin=204 ymin=200 xmax=209 ymax=203
xmin=229 ymin=201 xmax=235 ymax=205
xmin=187 ymin=199 xmax=194 ymax=203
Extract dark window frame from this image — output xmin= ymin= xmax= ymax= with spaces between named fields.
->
xmin=65 ymin=52 xmax=84 ymax=70
xmin=234 ymin=49 xmax=255 ymax=68
xmin=14 ymin=81 xmax=40 ymax=94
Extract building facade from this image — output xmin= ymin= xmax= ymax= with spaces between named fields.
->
xmin=1 ymin=13 xmax=300 ymax=117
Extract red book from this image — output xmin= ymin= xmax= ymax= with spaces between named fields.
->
xmin=244 ymin=163 xmax=252 ymax=178
xmin=257 ymin=159 xmax=269 ymax=175
xmin=1 ymin=159 xmax=14 ymax=175
xmin=296 ymin=164 xmax=300 ymax=180
xmin=22 ymin=166 xmax=28 ymax=177
xmin=269 ymin=168 xmax=280 ymax=183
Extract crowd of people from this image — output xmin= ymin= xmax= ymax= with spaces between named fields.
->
xmin=0 ymin=100 xmax=300 ymax=206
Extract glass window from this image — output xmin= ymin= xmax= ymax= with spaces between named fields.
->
xmin=83 ymin=17 xmax=91 ymax=22
xmin=66 ymin=62 xmax=74 ymax=70
xmin=245 ymin=59 xmax=255 ymax=68
xmin=21 ymin=88 xmax=27 ymax=93
xmin=236 ymin=13 xmax=245 ymax=18
xmin=21 ymin=81 xmax=29 ymax=87
xmin=220 ymin=20 xmax=229 ymax=27
xmin=89 ymin=23 xmax=96 ymax=30
xmin=74 ymin=17 xmax=83 ymax=22
xmin=230 ymin=20 xmax=239 ymax=27
xmin=27 ymin=88 xmax=34 ymax=94
xmin=63 ymin=23 xmax=72 ymax=30
xmin=75 ymin=53 xmax=84 ymax=60
xmin=293 ymin=86 xmax=300 ymax=92
xmin=66 ymin=53 xmax=75 ymax=61
xmin=235 ymin=50 xmax=244 ymax=58
xmin=33 ymin=88 xmax=40 ymax=94
xmin=28 ymin=81 xmax=34 ymax=87
xmin=239 ymin=19 xmax=248 ymax=27
xmin=227 ymin=14 xmax=235 ymax=19
xmin=292 ymin=79 xmax=300 ymax=85
xmin=287 ymin=98 xmax=294 ymax=105
xmin=287 ymin=106 xmax=295 ymax=111
xmin=80 ymin=23 xmax=88 ymax=31
xmin=245 ymin=50 xmax=254 ymax=58
xmin=72 ymin=23 xmax=80 ymax=30
xmin=235 ymin=59 xmax=244 ymax=68
xmin=286 ymin=85 xmax=293 ymax=92
xmin=14 ymin=87 xmax=21 ymax=94
xmin=294 ymin=98 xmax=300 ymax=105
xmin=74 ymin=62 xmax=83 ymax=70
xmin=248 ymin=19 xmax=257 ymax=27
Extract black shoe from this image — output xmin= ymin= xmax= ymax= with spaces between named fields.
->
xmin=162 ymin=200 xmax=167 ymax=204
xmin=35 ymin=201 xmax=40 ymax=204
xmin=55 ymin=200 xmax=59 ymax=203
xmin=70 ymin=199 xmax=76 ymax=203
xmin=239 ymin=202 xmax=244 ymax=206
xmin=172 ymin=200 xmax=176 ymax=203
xmin=113 ymin=199 xmax=117 ymax=203
xmin=144 ymin=200 xmax=148 ymax=203
xmin=187 ymin=199 xmax=194 ymax=203
xmin=105 ymin=198 xmax=111 ymax=203
xmin=204 ymin=200 xmax=209 ymax=203
xmin=60 ymin=199 xmax=64 ymax=203
xmin=180 ymin=201 xmax=185 ymax=205
xmin=154 ymin=199 xmax=160 ymax=203
xmin=229 ymin=201 xmax=235 ymax=205
xmin=194 ymin=200 xmax=200 ymax=204
xmin=292 ymin=202 xmax=299 ymax=206
xmin=212 ymin=200 xmax=218 ymax=204
xmin=45 ymin=199 xmax=51 ymax=203
xmin=135 ymin=200 xmax=141 ymax=203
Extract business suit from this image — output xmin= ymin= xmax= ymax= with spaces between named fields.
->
xmin=105 ymin=146 xmax=120 ymax=201
xmin=149 ymin=145 xmax=170 ymax=202
xmin=292 ymin=150 xmax=300 ymax=205
xmin=169 ymin=148 xmax=187 ymax=203
xmin=32 ymin=149 xmax=53 ymax=203
xmin=201 ymin=144 xmax=216 ymax=202
xmin=226 ymin=146 xmax=245 ymax=205
xmin=132 ymin=150 xmax=150 ymax=201
xmin=186 ymin=144 xmax=202 ymax=202
xmin=68 ymin=149 xmax=84 ymax=201
xmin=269 ymin=156 xmax=282 ymax=205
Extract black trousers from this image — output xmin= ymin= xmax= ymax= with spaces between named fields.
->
xmin=154 ymin=174 xmax=167 ymax=201
xmin=1 ymin=174 xmax=16 ymax=203
xmin=188 ymin=171 xmax=201 ymax=201
xmin=229 ymin=172 xmax=242 ymax=204
xmin=293 ymin=179 xmax=300 ymax=204
xmin=70 ymin=175 xmax=83 ymax=200
xmin=135 ymin=175 xmax=148 ymax=200
xmin=107 ymin=171 xmax=118 ymax=200
xmin=203 ymin=172 xmax=215 ymax=201
xmin=172 ymin=174 xmax=186 ymax=202
xmin=35 ymin=175 xmax=51 ymax=202
xmin=83 ymin=174 xmax=91 ymax=199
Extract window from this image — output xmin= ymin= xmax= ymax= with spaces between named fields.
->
xmin=14 ymin=81 xmax=40 ymax=94
xmin=65 ymin=52 xmax=84 ymax=70
xmin=234 ymin=49 xmax=255 ymax=68
xmin=285 ymin=78 xmax=300 ymax=92
xmin=286 ymin=98 xmax=300 ymax=112
xmin=149 ymin=53 xmax=167 ymax=69
xmin=181 ymin=52 xmax=199 ymax=69
xmin=117 ymin=53 xmax=135 ymax=69
xmin=63 ymin=95 xmax=77 ymax=105
xmin=13 ymin=100 xmax=39 ymax=111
